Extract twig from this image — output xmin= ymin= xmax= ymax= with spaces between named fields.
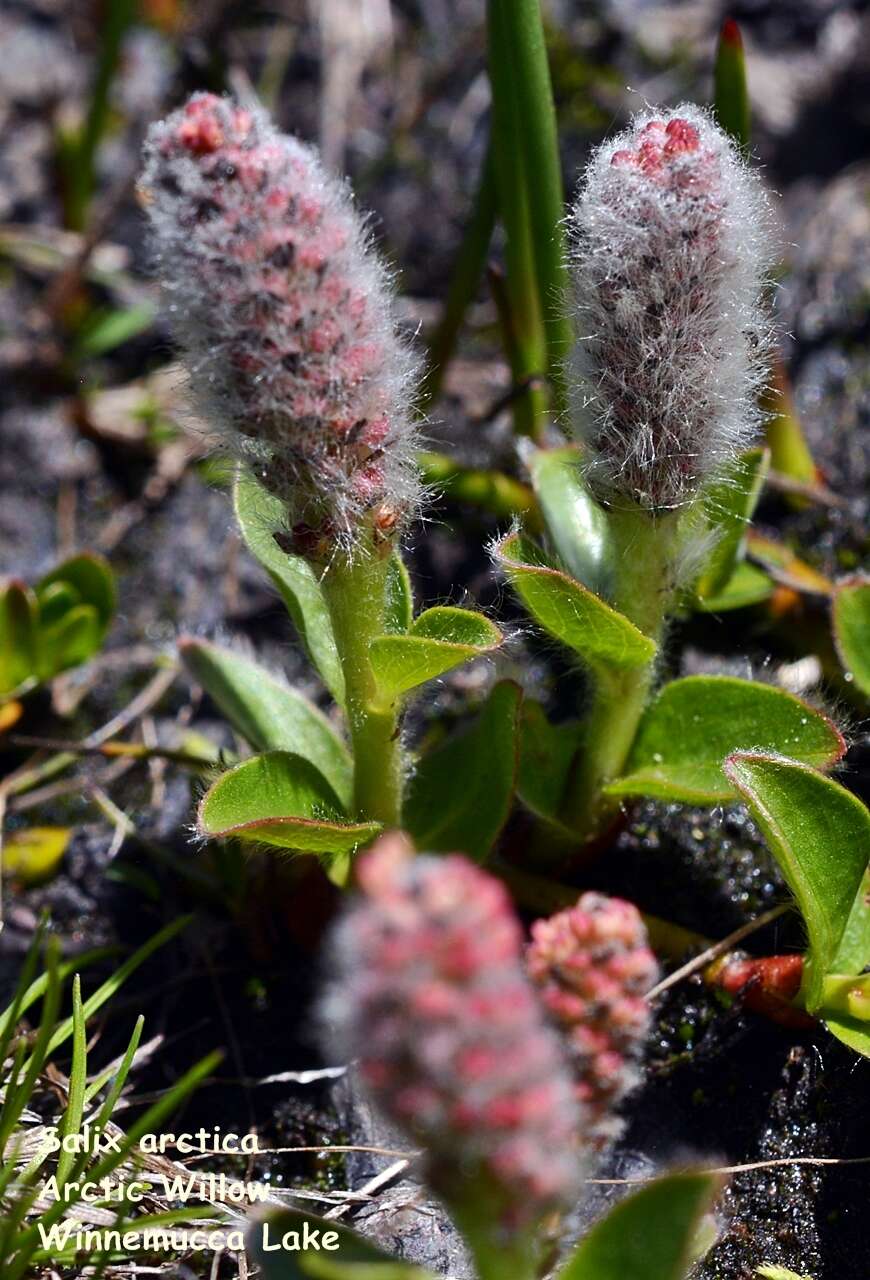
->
xmin=646 ymin=903 xmax=790 ymax=1001
xmin=585 ymin=1153 xmax=870 ymax=1185
xmin=1 ymin=665 xmax=177 ymax=802
xmin=323 ymin=1157 xmax=415 ymax=1222
xmin=8 ymin=734 xmax=215 ymax=770
xmin=766 ymin=468 xmax=847 ymax=509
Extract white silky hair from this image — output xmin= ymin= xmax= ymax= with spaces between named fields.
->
xmin=140 ymin=94 xmax=422 ymax=550
xmin=568 ymin=104 xmax=778 ymax=513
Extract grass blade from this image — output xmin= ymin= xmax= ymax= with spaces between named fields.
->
xmin=489 ymin=0 xmax=572 ymax=399
xmin=55 ymin=976 xmax=87 ymax=1187
xmin=38 ymin=915 xmax=190 ymax=1063
xmin=713 ymin=17 xmax=751 ymax=150
xmin=487 ymin=0 xmax=550 ymax=439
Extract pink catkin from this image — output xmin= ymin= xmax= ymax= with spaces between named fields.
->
xmin=139 ymin=93 xmax=420 ymax=550
xmin=527 ymin=893 xmax=659 ymax=1148
xmin=328 ymin=840 xmax=582 ymax=1229
xmin=569 ymin=105 xmax=775 ymax=511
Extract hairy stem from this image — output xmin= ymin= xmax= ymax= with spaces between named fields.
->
xmin=320 ymin=544 xmax=403 ymax=827
xmin=560 ymin=508 xmax=682 ymax=840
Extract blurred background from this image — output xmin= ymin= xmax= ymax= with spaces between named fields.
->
xmin=2 ymin=0 xmax=869 ymax=623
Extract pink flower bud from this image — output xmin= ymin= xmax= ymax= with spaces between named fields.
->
xmin=527 ymin=892 xmax=659 ymax=1148
xmin=569 ymin=106 xmax=775 ymax=511
xmin=140 ymin=93 xmax=421 ymax=550
xmin=327 ymin=838 xmax=582 ymax=1231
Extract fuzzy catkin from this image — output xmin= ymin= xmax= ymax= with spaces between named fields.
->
xmin=527 ymin=893 xmax=659 ymax=1149
xmin=326 ymin=839 xmax=582 ymax=1231
xmin=139 ymin=93 xmax=421 ymax=551
xmin=568 ymin=105 xmax=775 ymax=512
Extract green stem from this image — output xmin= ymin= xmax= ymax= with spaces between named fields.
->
xmin=450 ymin=1206 xmax=540 ymax=1280
xmin=61 ymin=0 xmax=137 ymax=231
xmin=492 ymin=0 xmax=573 ymax=408
xmin=487 ymin=0 xmax=550 ymax=441
xmin=320 ymin=546 xmax=403 ymax=827
xmin=560 ymin=507 xmax=682 ymax=840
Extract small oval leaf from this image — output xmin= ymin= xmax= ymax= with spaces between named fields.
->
xmin=37 ymin=552 xmax=116 ymax=631
xmin=234 ymin=472 xmax=345 ymax=705
xmin=369 ymin=606 xmax=501 ymax=708
xmin=527 ymin=444 xmax=615 ymax=593
xmin=517 ymin=700 xmax=583 ymax=829
xmin=0 ymin=580 xmax=39 ymax=695
xmin=696 ymin=447 xmax=769 ymax=600
xmin=36 ymin=580 xmax=82 ymax=627
xmin=38 ymin=605 xmax=102 ymax=678
xmin=494 ymin=531 xmax=656 ymax=671
xmin=405 ymin=680 xmax=520 ymax=862
xmin=179 ymin=637 xmax=352 ymax=809
xmin=724 ymin=752 xmax=870 ymax=1010
xmin=384 ymin=553 xmax=414 ymax=634
xmin=832 ymin=575 xmax=870 ymax=697
xmin=695 ymin=560 xmax=774 ymax=614
xmin=199 ymin=752 xmax=380 ymax=855
xmin=557 ymin=1170 xmax=721 ymax=1280
xmin=607 ymin=676 xmax=845 ymax=804
xmin=5 ymin=826 xmax=71 ymax=884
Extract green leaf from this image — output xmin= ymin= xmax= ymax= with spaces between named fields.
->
xmin=0 ymin=581 xmax=38 ymax=695
xmin=818 ymin=973 xmax=870 ymax=1024
xmin=746 ymin=531 xmax=832 ymax=598
xmin=75 ymin=301 xmax=156 ymax=357
xmin=369 ymin=606 xmax=502 ymax=709
xmin=4 ymin=827 xmax=71 ymax=884
xmin=822 ymin=1011 xmax=870 ymax=1057
xmin=527 ymin=445 xmax=615 ymax=594
xmin=486 ymin=0 xmax=549 ymax=438
xmin=724 ymin=753 xmax=870 ymax=1009
xmin=494 ymin=531 xmax=656 ymax=671
xmin=179 ymin=637 xmax=352 ymax=809
xmin=695 ymin=561 xmax=774 ymax=613
xmin=234 ymin=471 xmax=345 ymax=705
xmin=249 ymin=1206 xmax=437 ymax=1280
xmin=713 ymin=18 xmax=751 ymax=151
xmin=517 ymin=700 xmax=582 ymax=829
xmin=405 ymin=680 xmax=520 ymax=862
xmin=832 ymin=576 xmax=870 ymax=697
xmin=38 ymin=605 xmax=102 ymax=677
xmin=199 ymin=751 xmax=380 ymax=856
xmin=384 ymin=554 xmax=414 ymax=634
xmin=36 ymin=552 xmax=116 ymax=631
xmin=36 ymin=580 xmax=81 ymax=627
xmin=486 ymin=0 xmax=572 ymax=397
xmin=557 ymin=1170 xmax=720 ymax=1280
xmin=696 ymin=448 xmax=769 ymax=599
xmin=830 ymin=863 xmax=870 ymax=979
xmin=607 ymin=677 xmax=845 ymax=804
